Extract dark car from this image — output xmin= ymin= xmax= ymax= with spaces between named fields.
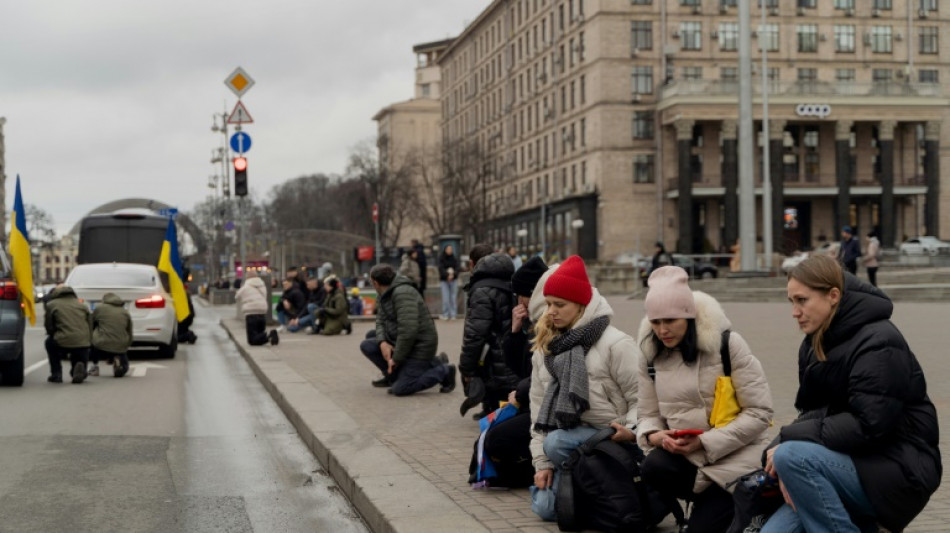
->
xmin=638 ymin=254 xmax=718 ymax=284
xmin=0 ymin=250 xmax=26 ymax=386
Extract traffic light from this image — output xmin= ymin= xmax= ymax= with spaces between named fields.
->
xmin=233 ymin=157 xmax=248 ymax=197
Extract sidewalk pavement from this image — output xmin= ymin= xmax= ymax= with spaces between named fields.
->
xmin=219 ymin=296 xmax=950 ymax=533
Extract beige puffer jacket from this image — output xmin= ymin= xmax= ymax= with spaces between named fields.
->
xmin=636 ymin=291 xmax=773 ymax=493
xmin=529 ymin=286 xmax=640 ymax=472
xmin=235 ymin=277 xmax=269 ymax=316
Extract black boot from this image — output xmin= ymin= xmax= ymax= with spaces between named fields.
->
xmin=440 ymin=365 xmax=457 ymax=393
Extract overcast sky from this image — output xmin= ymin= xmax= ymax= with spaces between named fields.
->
xmin=1 ymin=0 xmax=488 ymax=236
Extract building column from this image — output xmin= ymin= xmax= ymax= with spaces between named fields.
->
xmin=676 ymin=119 xmax=695 ymax=253
xmin=878 ymin=120 xmax=896 ymax=248
xmin=769 ymin=120 xmax=786 ymax=254
xmin=721 ymin=120 xmax=738 ymax=249
xmin=924 ymin=121 xmax=941 ymax=236
xmin=835 ymin=120 xmax=854 ymax=234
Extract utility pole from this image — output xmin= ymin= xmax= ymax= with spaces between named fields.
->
xmin=761 ymin=1 xmax=773 ymax=270
xmin=738 ymin=0 xmax=757 ymax=272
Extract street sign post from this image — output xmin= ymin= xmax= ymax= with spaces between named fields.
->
xmin=372 ymin=202 xmax=380 ymax=265
xmin=224 ymin=67 xmax=255 ymax=97
xmin=230 ymin=132 xmax=252 ymax=154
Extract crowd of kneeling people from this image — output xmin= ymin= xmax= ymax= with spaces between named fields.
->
xmin=361 ymin=245 xmax=940 ymax=533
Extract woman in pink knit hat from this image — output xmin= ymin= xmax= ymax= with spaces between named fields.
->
xmin=636 ymin=266 xmax=773 ymax=533
xmin=527 ymin=255 xmax=641 ymax=523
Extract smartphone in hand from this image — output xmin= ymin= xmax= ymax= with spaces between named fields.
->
xmin=671 ymin=429 xmax=705 ymax=438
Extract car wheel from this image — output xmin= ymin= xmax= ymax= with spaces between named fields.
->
xmin=157 ymin=328 xmax=178 ymax=359
xmin=927 ymin=248 xmax=939 ymax=257
xmin=701 ymin=271 xmax=715 ymax=279
xmin=0 ymin=347 xmax=24 ymax=387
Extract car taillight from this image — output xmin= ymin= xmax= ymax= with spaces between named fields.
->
xmin=135 ymin=294 xmax=165 ymax=308
xmin=0 ymin=282 xmax=18 ymax=300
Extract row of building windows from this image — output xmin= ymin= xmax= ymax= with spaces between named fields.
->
xmin=634 ymin=22 xmax=939 ymax=54
xmin=639 ymin=0 xmax=937 ymax=10
xmin=510 ymin=117 xmax=587 ymax=174
xmin=490 ymin=160 xmax=589 ymax=210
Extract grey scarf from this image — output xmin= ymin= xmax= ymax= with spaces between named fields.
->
xmin=534 ymin=315 xmax=610 ymax=432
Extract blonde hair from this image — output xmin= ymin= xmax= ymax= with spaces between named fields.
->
xmin=530 ymin=305 xmax=586 ymax=355
xmin=788 ymin=254 xmax=843 ymax=362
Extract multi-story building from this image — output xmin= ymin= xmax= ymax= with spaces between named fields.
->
xmin=438 ymin=0 xmax=948 ymax=261
xmin=37 ymin=234 xmax=78 ymax=283
xmin=374 ymin=39 xmax=451 ymax=247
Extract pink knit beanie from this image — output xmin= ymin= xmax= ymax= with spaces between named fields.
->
xmin=543 ymin=255 xmax=592 ymax=306
xmin=644 ymin=266 xmax=696 ymax=320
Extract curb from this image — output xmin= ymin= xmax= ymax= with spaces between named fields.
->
xmin=220 ymin=319 xmax=489 ymax=533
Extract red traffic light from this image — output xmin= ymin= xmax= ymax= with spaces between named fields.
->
xmin=233 ymin=157 xmax=247 ymax=172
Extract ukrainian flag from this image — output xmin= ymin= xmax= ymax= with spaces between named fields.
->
xmin=157 ymin=219 xmax=190 ymax=322
xmin=9 ymin=176 xmax=35 ymax=326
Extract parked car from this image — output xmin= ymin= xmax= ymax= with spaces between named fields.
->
xmin=0 ymin=250 xmax=25 ymax=386
xmin=34 ymin=283 xmax=56 ymax=302
xmin=65 ymin=263 xmax=178 ymax=358
xmin=781 ymin=251 xmax=810 ymax=274
xmin=899 ymin=236 xmax=950 ymax=256
xmin=672 ymin=254 xmax=718 ymax=279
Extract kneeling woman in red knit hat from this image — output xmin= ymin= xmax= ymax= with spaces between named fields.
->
xmin=528 ymin=255 xmax=641 ymax=521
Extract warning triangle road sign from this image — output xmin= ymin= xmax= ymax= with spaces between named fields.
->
xmin=227 ymin=101 xmax=254 ymax=125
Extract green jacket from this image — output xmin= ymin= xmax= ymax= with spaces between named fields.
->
xmin=92 ymin=293 xmax=133 ymax=354
xmin=320 ymin=288 xmax=350 ymax=336
xmin=375 ymin=276 xmax=438 ymax=363
xmin=44 ymin=286 xmax=92 ymax=349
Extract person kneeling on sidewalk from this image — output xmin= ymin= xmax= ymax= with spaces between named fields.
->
xmin=88 ymin=292 xmax=132 ymax=378
xmin=44 ymin=285 xmax=92 ymax=384
xmin=235 ymin=271 xmax=279 ymax=346
xmin=359 ymin=264 xmax=455 ymax=396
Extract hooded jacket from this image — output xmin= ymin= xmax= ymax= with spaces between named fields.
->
xmin=460 ymin=253 xmax=519 ymax=392
xmin=92 ymin=293 xmax=132 ymax=354
xmin=44 ymin=286 xmax=92 ymax=349
xmin=529 ymin=287 xmax=640 ymax=472
xmin=636 ymin=291 xmax=773 ymax=493
xmin=399 ymin=253 xmax=421 ymax=286
xmin=776 ymin=274 xmax=941 ymax=532
xmin=319 ymin=287 xmax=350 ymax=335
xmin=235 ymin=277 xmax=269 ymax=316
xmin=375 ymin=275 xmax=438 ymax=364
xmin=863 ymin=236 xmax=881 ymax=269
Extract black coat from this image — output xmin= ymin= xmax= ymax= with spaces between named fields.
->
xmin=438 ymin=252 xmax=460 ymax=282
xmin=777 ymin=274 xmax=941 ymax=532
xmin=280 ymin=286 xmax=307 ymax=318
xmin=459 ymin=253 xmax=519 ymax=392
xmin=502 ymin=321 xmax=534 ymax=411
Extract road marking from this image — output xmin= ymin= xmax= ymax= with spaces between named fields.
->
xmin=130 ymin=362 xmax=168 ymax=377
xmin=25 ymin=360 xmax=47 ymax=376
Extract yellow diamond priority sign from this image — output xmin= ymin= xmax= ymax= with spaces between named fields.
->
xmin=225 ymin=67 xmax=255 ymax=97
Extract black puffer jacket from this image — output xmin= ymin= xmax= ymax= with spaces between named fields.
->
xmin=460 ymin=253 xmax=518 ymax=391
xmin=777 ymin=274 xmax=941 ymax=532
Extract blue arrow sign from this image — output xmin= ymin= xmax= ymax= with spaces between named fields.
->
xmin=230 ymin=132 xmax=252 ymax=154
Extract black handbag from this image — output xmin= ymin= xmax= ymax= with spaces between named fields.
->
xmin=726 ymin=469 xmax=784 ymax=533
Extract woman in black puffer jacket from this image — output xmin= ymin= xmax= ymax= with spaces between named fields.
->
xmin=763 ymin=254 xmax=941 ymax=533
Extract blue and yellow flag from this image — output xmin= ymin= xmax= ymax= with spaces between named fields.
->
xmin=157 ymin=218 xmax=190 ymax=322
xmin=10 ymin=176 xmax=35 ymax=326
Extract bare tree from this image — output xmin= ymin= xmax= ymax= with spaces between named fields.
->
xmin=25 ymin=204 xmax=56 ymax=244
xmin=346 ymin=138 xmax=414 ymax=248
xmin=441 ymin=138 xmax=491 ymax=243
xmin=413 ymin=145 xmax=453 ymax=238
xmin=264 ymin=174 xmax=339 ymax=234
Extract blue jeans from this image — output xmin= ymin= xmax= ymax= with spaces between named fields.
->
xmin=761 ymin=441 xmax=876 ymax=533
xmin=530 ymin=426 xmax=600 ymax=521
xmin=440 ymin=280 xmax=458 ymax=318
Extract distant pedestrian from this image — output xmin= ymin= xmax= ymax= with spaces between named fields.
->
xmin=277 ymin=279 xmax=306 ymax=328
xmin=507 ymin=245 xmax=523 ymax=272
xmin=235 ymin=272 xmax=279 ymax=346
xmin=348 ymin=287 xmax=364 ymax=316
xmin=359 ymin=264 xmax=456 ymax=396
xmin=863 ymin=231 xmax=881 ymax=287
xmin=399 ymin=249 xmax=422 ymax=289
xmin=412 ymin=239 xmax=428 ymax=296
xmin=88 ymin=292 xmax=132 ymax=378
xmin=44 ymin=285 xmax=92 ymax=384
xmin=438 ymin=245 xmax=460 ymax=320
xmin=837 ymin=225 xmax=861 ymax=275
xmin=646 ymin=241 xmax=675 ymax=287
xmin=314 ymin=277 xmax=351 ymax=336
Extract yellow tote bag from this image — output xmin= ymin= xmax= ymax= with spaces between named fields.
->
xmin=709 ymin=331 xmax=741 ymax=428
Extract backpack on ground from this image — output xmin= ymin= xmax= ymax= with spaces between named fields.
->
xmin=556 ymin=428 xmax=684 ymax=532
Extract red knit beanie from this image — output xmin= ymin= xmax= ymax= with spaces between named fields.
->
xmin=543 ymin=255 xmax=592 ymax=305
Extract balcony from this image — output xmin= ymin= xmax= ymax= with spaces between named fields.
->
xmin=660 ymin=80 xmax=946 ymax=101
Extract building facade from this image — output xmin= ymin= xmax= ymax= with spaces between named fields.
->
xmin=438 ymin=0 xmax=948 ymax=261
xmin=374 ymin=39 xmax=451 ymax=247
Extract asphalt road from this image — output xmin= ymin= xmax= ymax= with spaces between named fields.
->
xmin=0 ymin=302 xmax=366 ymax=533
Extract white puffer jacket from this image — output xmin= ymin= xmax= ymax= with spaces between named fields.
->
xmin=529 ymin=286 xmax=640 ymax=471
xmin=636 ymin=291 xmax=773 ymax=493
xmin=235 ymin=277 xmax=269 ymax=316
